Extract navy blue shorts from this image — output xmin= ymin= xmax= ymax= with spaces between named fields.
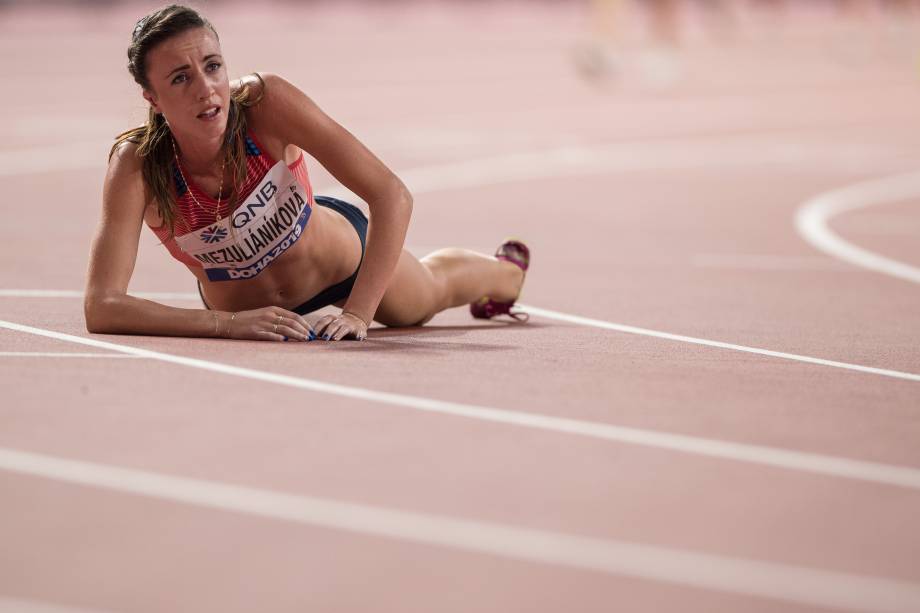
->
xmin=197 ymin=195 xmax=368 ymax=314
xmin=292 ymin=196 xmax=367 ymax=315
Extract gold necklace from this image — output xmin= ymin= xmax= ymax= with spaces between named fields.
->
xmin=172 ymin=137 xmax=227 ymax=224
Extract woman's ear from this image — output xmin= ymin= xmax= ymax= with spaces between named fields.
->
xmin=142 ymin=90 xmax=161 ymax=115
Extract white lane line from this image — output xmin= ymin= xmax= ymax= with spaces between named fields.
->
xmin=2 ymin=447 xmax=920 ymax=613
xmin=0 ymin=352 xmax=144 ymax=359
xmin=0 ymin=597 xmax=120 ymax=613
xmin=3 ymin=289 xmax=919 ymax=382
xmin=2 ymin=319 xmax=920 ymax=491
xmin=796 ymin=170 xmax=920 ymax=284
xmin=520 ymin=305 xmax=920 ymax=383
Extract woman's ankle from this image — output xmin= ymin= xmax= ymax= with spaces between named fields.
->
xmin=496 ymin=259 xmax=525 ymax=302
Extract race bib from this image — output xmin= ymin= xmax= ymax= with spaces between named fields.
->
xmin=176 ymin=161 xmax=311 ymax=282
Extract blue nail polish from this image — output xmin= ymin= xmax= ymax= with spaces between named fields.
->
xmin=308 ymin=331 xmax=316 ymax=340
xmin=323 ymin=334 xmax=330 ymax=340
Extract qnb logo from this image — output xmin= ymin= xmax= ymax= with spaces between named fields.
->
xmin=200 ymin=226 xmax=228 ymax=244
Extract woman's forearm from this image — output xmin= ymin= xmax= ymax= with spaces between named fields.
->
xmin=84 ymin=292 xmax=229 ymax=338
xmin=343 ymin=194 xmax=413 ymax=323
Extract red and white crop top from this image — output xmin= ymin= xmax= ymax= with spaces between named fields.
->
xmin=149 ymin=131 xmax=314 ymax=282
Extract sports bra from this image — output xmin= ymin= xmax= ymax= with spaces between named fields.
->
xmin=149 ymin=131 xmax=315 ymax=282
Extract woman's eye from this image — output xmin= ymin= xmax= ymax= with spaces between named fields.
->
xmin=171 ymin=73 xmax=187 ymax=85
xmin=206 ymin=62 xmax=221 ymax=72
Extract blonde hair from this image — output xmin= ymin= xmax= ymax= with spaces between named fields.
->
xmin=111 ymin=4 xmax=264 ymax=237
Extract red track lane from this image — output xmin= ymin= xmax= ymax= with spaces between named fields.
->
xmin=1 ymin=3 xmax=919 ymax=612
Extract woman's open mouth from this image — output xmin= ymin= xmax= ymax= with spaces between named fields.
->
xmin=197 ymin=106 xmax=221 ymax=121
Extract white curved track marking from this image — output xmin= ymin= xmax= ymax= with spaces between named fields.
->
xmin=796 ymin=171 xmax=920 ymax=284
xmin=2 ymin=319 xmax=920 ymax=491
xmin=3 ymin=447 xmax=920 ymax=613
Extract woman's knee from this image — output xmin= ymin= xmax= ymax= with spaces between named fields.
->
xmin=375 ymin=305 xmax=435 ymax=328
xmin=373 ymin=250 xmax=445 ymax=327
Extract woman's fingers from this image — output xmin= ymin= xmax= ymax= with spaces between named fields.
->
xmin=228 ymin=307 xmax=321 ymax=342
xmin=313 ymin=314 xmax=337 ymax=337
xmin=278 ymin=323 xmax=310 ymax=341
xmin=317 ymin=320 xmax=342 ymax=341
xmin=283 ymin=310 xmax=314 ymax=337
xmin=255 ymin=330 xmax=288 ymax=342
xmin=331 ymin=324 xmax=353 ymax=341
xmin=276 ymin=311 xmax=368 ymax=343
xmin=328 ymin=322 xmax=349 ymax=341
xmin=262 ymin=310 xmax=314 ymax=341
xmin=280 ymin=319 xmax=312 ymax=341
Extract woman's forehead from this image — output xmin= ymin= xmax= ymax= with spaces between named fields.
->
xmin=147 ymin=27 xmax=222 ymax=73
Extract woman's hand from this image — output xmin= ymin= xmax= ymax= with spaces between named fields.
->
xmin=314 ymin=311 xmax=369 ymax=342
xmin=226 ymin=307 xmax=315 ymax=342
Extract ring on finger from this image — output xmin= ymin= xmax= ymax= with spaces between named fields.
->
xmin=273 ymin=323 xmax=278 ymax=333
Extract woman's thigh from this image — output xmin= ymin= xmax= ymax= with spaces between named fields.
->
xmin=336 ymin=249 xmax=443 ymax=327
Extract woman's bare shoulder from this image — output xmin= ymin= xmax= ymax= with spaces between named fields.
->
xmin=103 ymin=138 xmax=149 ymax=213
xmin=108 ymin=139 xmax=143 ymax=177
xmin=242 ymin=73 xmax=324 ymax=141
xmin=239 ymin=73 xmax=305 ymax=152
xmin=243 ymin=72 xmax=314 ymax=114
xmin=233 ymin=71 xmax=285 ymax=110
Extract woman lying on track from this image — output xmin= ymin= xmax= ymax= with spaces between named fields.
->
xmin=85 ymin=4 xmax=530 ymax=342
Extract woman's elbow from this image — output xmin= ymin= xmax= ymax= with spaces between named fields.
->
xmin=84 ymin=315 xmax=109 ymax=334
xmin=83 ymin=293 xmax=121 ymax=334
xmin=371 ymin=188 xmax=412 ymax=222
xmin=83 ymin=298 xmax=106 ymax=333
xmin=399 ymin=188 xmax=414 ymax=217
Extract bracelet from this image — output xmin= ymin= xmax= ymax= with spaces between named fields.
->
xmin=342 ymin=310 xmax=369 ymax=328
xmin=212 ymin=312 xmax=220 ymax=337
xmin=226 ymin=312 xmax=237 ymax=338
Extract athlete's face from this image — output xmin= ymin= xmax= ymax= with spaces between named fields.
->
xmin=142 ymin=27 xmax=230 ymax=141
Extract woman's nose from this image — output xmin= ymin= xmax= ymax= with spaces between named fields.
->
xmin=195 ymin=72 xmax=213 ymax=100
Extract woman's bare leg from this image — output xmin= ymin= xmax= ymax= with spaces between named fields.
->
xmin=371 ymin=248 xmax=525 ymax=327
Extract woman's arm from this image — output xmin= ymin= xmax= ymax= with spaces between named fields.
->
xmin=250 ymin=73 xmax=414 ymax=338
xmin=84 ymin=142 xmax=313 ymax=341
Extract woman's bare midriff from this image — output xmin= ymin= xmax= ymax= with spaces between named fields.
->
xmin=144 ymin=197 xmax=363 ymax=313
xmin=144 ymin=101 xmax=364 ymax=314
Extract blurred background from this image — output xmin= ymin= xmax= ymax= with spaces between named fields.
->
xmin=3 ymin=0 xmax=919 ymax=144
xmin=2 ymin=0 xmax=919 ymax=295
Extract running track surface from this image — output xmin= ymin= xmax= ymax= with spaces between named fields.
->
xmin=1 ymin=3 xmax=919 ymax=612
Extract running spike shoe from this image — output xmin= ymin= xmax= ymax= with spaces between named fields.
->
xmin=470 ymin=239 xmax=530 ymax=323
